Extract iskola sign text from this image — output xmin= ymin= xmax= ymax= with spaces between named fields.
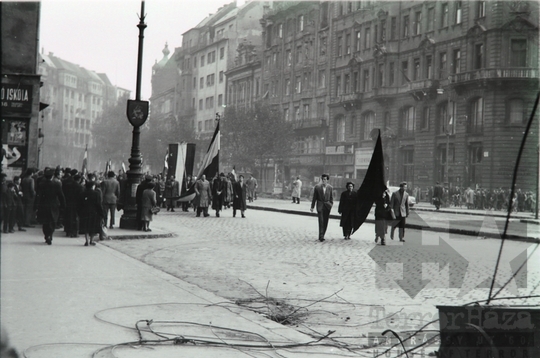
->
xmin=1 ymin=87 xmax=30 ymax=102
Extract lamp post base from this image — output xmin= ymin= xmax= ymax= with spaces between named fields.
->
xmin=119 ymin=209 xmax=139 ymax=230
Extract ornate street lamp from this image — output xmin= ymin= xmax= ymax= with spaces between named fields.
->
xmin=120 ymin=1 xmax=149 ymax=229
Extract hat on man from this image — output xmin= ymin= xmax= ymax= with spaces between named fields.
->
xmin=145 ymin=175 xmax=153 ymax=181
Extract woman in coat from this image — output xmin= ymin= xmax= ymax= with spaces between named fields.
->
xmin=141 ymin=182 xmax=157 ymax=231
xmin=78 ymin=180 xmax=104 ymax=246
xmin=233 ymin=175 xmax=247 ymax=218
xmin=374 ymin=188 xmax=391 ymax=245
xmin=337 ymin=182 xmax=357 ymax=240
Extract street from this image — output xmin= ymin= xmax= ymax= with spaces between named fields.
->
xmin=102 ymin=205 xmax=540 ymax=354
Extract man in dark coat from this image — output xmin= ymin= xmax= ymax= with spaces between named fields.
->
xmin=433 ymin=182 xmax=443 ymax=210
xmin=34 ymin=168 xmax=66 ymax=244
xmin=390 ymin=182 xmax=410 ymax=242
xmin=164 ymin=175 xmax=179 ymax=212
xmin=212 ymin=173 xmax=226 ymax=217
xmin=232 ymin=175 xmax=247 ymax=218
xmin=63 ymin=173 xmax=84 ymax=237
xmin=310 ymin=174 xmax=334 ymax=242
xmin=100 ymin=171 xmax=120 ymax=229
xmin=12 ymin=176 xmax=26 ymax=232
xmin=337 ymin=182 xmax=357 ymax=240
xmin=21 ymin=168 xmax=36 ymax=227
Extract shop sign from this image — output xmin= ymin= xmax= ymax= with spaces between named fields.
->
xmin=1 ymin=84 xmax=33 ymax=113
xmin=1 ymin=118 xmax=29 ymax=177
xmin=326 ymin=144 xmax=354 ymax=155
xmin=355 ymin=148 xmax=373 ymax=169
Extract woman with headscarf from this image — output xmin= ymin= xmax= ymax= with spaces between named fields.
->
xmin=78 ymin=180 xmax=104 ymax=246
xmin=141 ymin=182 xmax=157 ymax=231
xmin=374 ymin=187 xmax=391 ymax=245
xmin=337 ymin=182 xmax=357 ymax=240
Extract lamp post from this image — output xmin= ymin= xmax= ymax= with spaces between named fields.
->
xmin=120 ymin=1 xmax=149 ymax=229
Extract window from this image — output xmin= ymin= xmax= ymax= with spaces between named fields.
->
xmin=318 ymin=70 xmax=326 ymax=88
xmin=426 ymin=55 xmax=433 ymax=79
xmin=403 ymin=16 xmax=409 ymax=38
xmin=451 ymin=50 xmax=460 ymax=74
xmin=390 ymin=17 xmax=397 ymax=40
xmin=380 ymin=20 xmax=386 ymax=41
xmin=336 ymin=116 xmax=346 ymax=142
xmin=344 ymin=74 xmax=351 ymax=93
xmin=511 ymin=39 xmax=527 ymax=67
xmin=468 ymin=144 xmax=483 ymax=186
xmin=422 ymin=107 xmax=430 ymax=130
xmin=377 ymin=64 xmax=384 ymax=87
xmin=363 ymin=69 xmax=370 ymax=92
xmin=353 ymin=71 xmax=360 ymax=91
xmin=295 ymin=107 xmax=301 ymax=121
xmin=427 ymin=8 xmax=434 ymax=31
xmin=201 ymin=55 xmax=205 ymax=66
xmin=336 ymin=75 xmax=342 ymax=96
xmin=345 ymin=33 xmax=351 ymax=55
xmin=389 ymin=62 xmax=395 ymax=85
xmin=402 ymin=106 xmax=416 ymax=137
xmin=414 ymin=11 xmax=422 ymax=35
xmin=508 ymin=99 xmax=524 ymax=124
xmin=438 ymin=101 xmax=456 ymax=134
xmin=218 ymin=94 xmax=223 ymax=107
xmin=192 ymin=98 xmax=195 ymax=108
xmin=401 ymin=60 xmax=409 ymax=85
xmin=295 ymin=76 xmax=302 ymax=93
xmin=477 ymin=1 xmax=486 ymax=18
xmin=439 ymin=52 xmax=447 ymax=78
xmin=278 ymin=23 xmax=283 ymax=38
xmin=441 ymin=3 xmax=449 ymax=28
xmin=220 ymin=47 xmax=225 ymax=59
xmin=362 ymin=112 xmax=375 ymax=140
xmin=413 ymin=58 xmax=420 ymax=80
xmin=272 ymin=52 xmax=277 ymax=67
xmin=337 ymin=35 xmax=343 ymax=56
xmin=298 ymin=15 xmax=304 ymax=32
xmin=199 ymin=99 xmax=203 ymax=110
xmin=296 ymin=46 xmax=302 ymax=64
xmin=219 ymin=71 xmax=224 ymax=83
xmin=206 ymin=74 xmax=215 ymax=86
xmin=303 ymin=104 xmax=310 ymax=119
xmin=365 ymin=28 xmax=371 ymax=48
xmin=208 ymin=51 xmax=216 ymax=63
xmin=470 ymin=97 xmax=484 ymax=133
xmin=474 ymin=44 xmax=483 ymax=69
xmin=355 ymin=30 xmax=361 ymax=51
xmin=317 ymin=102 xmax=325 ymax=118
xmin=284 ymin=108 xmax=290 ymax=121
xmin=285 ymin=79 xmax=291 ymax=95
xmin=200 ymin=77 xmax=204 ymax=89
xmin=455 ymin=1 xmax=462 ymax=24
xmin=402 ymin=149 xmax=414 ymax=184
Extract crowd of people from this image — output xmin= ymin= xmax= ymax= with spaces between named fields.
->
xmin=428 ymin=185 xmax=536 ymax=213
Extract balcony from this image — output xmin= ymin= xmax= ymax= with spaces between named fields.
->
xmin=329 ymin=92 xmax=363 ymax=110
xmin=449 ymin=68 xmax=539 ymax=84
xmin=293 ymin=117 xmax=327 ymax=130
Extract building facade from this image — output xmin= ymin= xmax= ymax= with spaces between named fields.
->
xmin=38 ymin=52 xmax=130 ymax=169
xmin=1 ymin=2 xmax=42 ymax=177
xmin=326 ymin=0 xmax=538 ymax=192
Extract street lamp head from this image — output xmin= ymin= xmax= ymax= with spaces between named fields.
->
xmin=437 ymin=88 xmax=444 ymax=95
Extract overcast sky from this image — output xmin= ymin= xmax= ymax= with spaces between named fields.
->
xmin=40 ymin=0 xmax=238 ymax=100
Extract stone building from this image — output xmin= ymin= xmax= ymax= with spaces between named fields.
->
xmin=38 ymin=52 xmax=130 ymax=169
xmin=1 ymin=2 xmax=42 ymax=177
xmin=326 ymin=0 xmax=538 ymax=192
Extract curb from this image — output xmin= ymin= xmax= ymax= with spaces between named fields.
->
xmin=108 ymin=232 xmax=175 ymax=240
xmin=247 ymin=205 xmax=540 ymax=244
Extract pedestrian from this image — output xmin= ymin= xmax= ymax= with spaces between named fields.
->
xmin=212 ymin=173 xmax=226 ymax=217
xmin=223 ymin=173 xmax=234 ymax=209
xmin=3 ymin=182 xmax=16 ymax=234
xmin=246 ymin=174 xmax=257 ymax=202
xmin=21 ymin=168 xmax=36 ymax=227
xmin=389 ymin=182 xmax=410 ymax=242
xmin=12 ymin=176 xmax=26 ymax=232
xmin=291 ymin=176 xmax=302 ymax=204
xmin=194 ymin=174 xmax=212 ymax=217
xmin=34 ymin=168 xmax=66 ymax=245
xmin=135 ymin=175 xmax=153 ymax=230
xmin=181 ymin=175 xmax=194 ymax=212
xmin=337 ymin=181 xmax=357 ymax=240
xmin=63 ymin=173 xmax=84 ymax=237
xmin=233 ymin=174 xmax=247 ymax=218
xmin=78 ymin=179 xmax=104 ymax=246
xmin=164 ymin=175 xmax=179 ymax=212
xmin=310 ymin=174 xmax=333 ymax=242
xmin=374 ymin=188 xmax=391 ymax=245
xmin=433 ymin=182 xmax=443 ymax=210
xmin=141 ymin=182 xmax=157 ymax=232
xmin=100 ymin=171 xmax=120 ymax=229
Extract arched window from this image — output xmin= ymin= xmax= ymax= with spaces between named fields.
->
xmin=361 ymin=111 xmax=375 ymax=140
xmin=401 ymin=106 xmax=416 ymax=137
xmin=507 ymin=98 xmax=524 ymax=124
xmin=469 ymin=97 xmax=483 ymax=133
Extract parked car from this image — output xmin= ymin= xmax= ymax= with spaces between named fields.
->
xmin=388 ymin=186 xmax=416 ymax=207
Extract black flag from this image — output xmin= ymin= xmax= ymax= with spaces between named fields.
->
xmin=352 ymin=131 xmax=386 ymax=234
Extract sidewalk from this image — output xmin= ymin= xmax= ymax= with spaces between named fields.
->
xmin=247 ymin=197 xmax=540 ymax=242
xmin=1 ymin=228 xmax=341 ymax=358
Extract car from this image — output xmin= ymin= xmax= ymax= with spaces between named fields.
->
xmin=388 ymin=186 xmax=416 ymax=208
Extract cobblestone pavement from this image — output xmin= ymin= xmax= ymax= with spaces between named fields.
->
xmin=103 ymin=207 xmax=540 ymax=354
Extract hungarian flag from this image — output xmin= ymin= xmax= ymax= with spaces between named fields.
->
xmin=231 ymin=166 xmax=237 ymax=181
xmin=162 ymin=150 xmax=169 ymax=178
xmin=352 ymin=131 xmax=386 ymax=234
xmin=177 ymin=121 xmax=219 ymax=202
xmin=105 ymin=159 xmax=111 ymax=174
xmin=81 ymin=145 xmax=88 ymax=176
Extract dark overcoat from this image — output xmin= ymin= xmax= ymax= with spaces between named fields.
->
xmin=338 ymin=190 xmax=357 ymax=227
xmin=78 ymin=188 xmax=104 ymax=235
xmin=35 ymin=178 xmax=65 ymax=224
xmin=233 ymin=181 xmax=247 ymax=211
